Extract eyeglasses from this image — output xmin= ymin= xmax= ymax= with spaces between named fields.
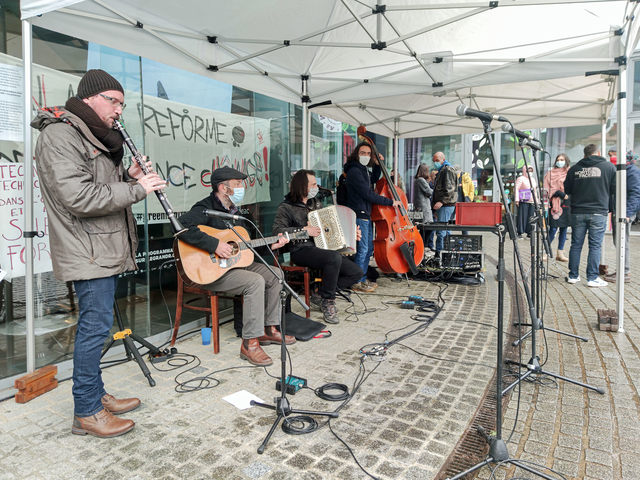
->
xmin=98 ymin=93 xmax=126 ymax=110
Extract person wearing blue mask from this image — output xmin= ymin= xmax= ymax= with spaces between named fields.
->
xmin=179 ymin=167 xmax=294 ymax=367
xmin=431 ymin=152 xmax=458 ymax=256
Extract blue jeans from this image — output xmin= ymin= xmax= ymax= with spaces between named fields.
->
xmin=568 ymin=214 xmax=606 ymax=281
xmin=435 ymin=206 xmax=455 ymax=253
xmin=549 ymin=226 xmax=568 ymax=251
xmin=355 ymin=218 xmax=374 ymax=283
xmin=72 ymin=275 xmax=119 ymax=417
xmin=426 ymin=230 xmax=435 ymax=250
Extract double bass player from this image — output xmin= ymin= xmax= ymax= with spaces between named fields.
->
xmin=345 ymin=142 xmax=402 ymax=292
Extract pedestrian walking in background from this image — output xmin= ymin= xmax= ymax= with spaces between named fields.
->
xmin=515 ymin=165 xmax=538 ymax=237
xmin=544 ymin=153 xmax=571 ymax=262
xmin=605 ymin=150 xmax=640 ymax=283
xmin=564 ymin=144 xmax=616 ymax=287
xmin=413 ymin=163 xmax=433 ymax=252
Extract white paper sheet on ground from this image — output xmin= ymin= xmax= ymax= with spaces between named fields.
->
xmin=222 ymin=390 xmax=264 ymax=410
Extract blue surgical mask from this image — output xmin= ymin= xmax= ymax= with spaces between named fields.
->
xmin=308 ymin=187 xmax=319 ymax=199
xmin=434 ymin=161 xmax=443 ymax=170
xmin=226 ymin=186 xmax=245 ymax=204
xmin=556 ymin=161 xmax=565 ymax=168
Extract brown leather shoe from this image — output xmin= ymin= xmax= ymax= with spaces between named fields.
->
xmin=257 ymin=326 xmax=296 ymax=346
xmin=240 ymin=338 xmax=273 ymax=366
xmin=101 ymin=394 xmax=141 ymax=415
xmin=72 ymin=408 xmax=134 ymax=438
xmin=604 ymin=272 xmax=631 ymax=283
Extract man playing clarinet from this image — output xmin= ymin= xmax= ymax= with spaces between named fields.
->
xmin=32 ymin=70 xmax=166 ymax=438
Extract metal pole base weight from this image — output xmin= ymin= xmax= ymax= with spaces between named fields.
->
xmin=447 ymin=437 xmax=558 ymax=480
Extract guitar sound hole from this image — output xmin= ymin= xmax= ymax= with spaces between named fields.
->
xmin=228 ymin=241 xmax=240 ymax=255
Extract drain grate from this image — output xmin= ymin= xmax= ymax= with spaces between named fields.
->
xmin=436 ymin=254 xmax=522 ymax=480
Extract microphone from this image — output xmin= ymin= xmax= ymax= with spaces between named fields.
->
xmin=501 ymin=124 xmax=541 ymax=143
xmin=456 ymin=104 xmax=509 ymax=123
xmin=317 ymin=186 xmax=333 ymax=198
xmin=203 ymin=209 xmax=246 ymax=221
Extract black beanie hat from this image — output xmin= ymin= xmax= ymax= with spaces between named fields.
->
xmin=77 ymin=69 xmax=124 ymax=99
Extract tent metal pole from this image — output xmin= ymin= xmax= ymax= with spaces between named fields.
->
xmin=302 ymin=77 xmax=310 ymax=170
xmin=615 ymin=61 xmax=627 ymax=332
xmin=22 ymin=19 xmax=35 ymax=374
xmin=601 ymin=118 xmax=607 ymax=268
xmin=386 ymin=0 xmax=621 ymax=10
xmin=341 ymin=0 xmax=376 ymax=42
xmin=376 ymin=0 xmax=383 ymax=43
xmin=394 ymin=119 xmax=399 ymax=186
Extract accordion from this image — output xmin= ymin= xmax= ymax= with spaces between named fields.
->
xmin=308 ymin=205 xmax=358 ymax=255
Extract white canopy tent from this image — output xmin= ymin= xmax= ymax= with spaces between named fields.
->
xmin=18 ymin=0 xmax=640 ymax=373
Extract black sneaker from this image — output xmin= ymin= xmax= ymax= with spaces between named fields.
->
xmin=309 ymin=293 xmax=322 ymax=311
xmin=321 ymin=298 xmax=339 ymax=324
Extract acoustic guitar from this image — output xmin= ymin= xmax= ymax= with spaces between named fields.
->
xmin=173 ymin=225 xmax=309 ymax=286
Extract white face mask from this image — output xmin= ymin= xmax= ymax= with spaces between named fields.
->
xmin=556 ymin=161 xmax=565 ymax=168
xmin=359 ymin=156 xmax=370 ymax=166
xmin=307 ymin=187 xmax=319 ymax=199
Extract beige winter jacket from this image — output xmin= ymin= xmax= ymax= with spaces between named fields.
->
xmin=31 ymin=108 xmax=147 ymax=282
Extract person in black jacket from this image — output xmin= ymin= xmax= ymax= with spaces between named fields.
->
xmin=605 ymin=150 xmax=640 ymax=283
xmin=431 ymin=152 xmax=458 ymax=254
xmin=272 ymin=170 xmax=363 ymax=323
xmin=564 ymin=144 xmax=616 ymax=287
xmin=345 ymin=142 xmax=402 ymax=292
xmin=178 ymin=167 xmax=295 ymax=366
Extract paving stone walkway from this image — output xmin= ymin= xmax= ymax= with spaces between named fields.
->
xmin=478 ymin=233 xmax=640 ymax=480
xmin=0 ymin=232 xmax=637 ymax=480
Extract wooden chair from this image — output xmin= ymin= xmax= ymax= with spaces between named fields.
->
xmin=280 ymin=261 xmax=317 ymax=318
xmin=171 ymin=274 xmax=222 ymax=353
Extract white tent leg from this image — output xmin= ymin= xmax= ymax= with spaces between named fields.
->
xmin=302 ymin=104 xmax=308 ymax=169
xmin=394 ymin=119 xmax=399 ymax=186
xmin=22 ymin=19 xmax=35 ymax=373
xmin=600 ymin=119 xmax=606 ymax=268
xmin=615 ymin=64 xmax=627 ymax=333
xmin=302 ymin=77 xmax=310 ymax=170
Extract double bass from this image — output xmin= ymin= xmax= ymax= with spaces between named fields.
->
xmin=359 ymin=127 xmax=424 ymax=274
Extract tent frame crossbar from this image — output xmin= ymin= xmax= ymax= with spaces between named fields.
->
xmin=386 ymin=0 xmax=626 ymax=10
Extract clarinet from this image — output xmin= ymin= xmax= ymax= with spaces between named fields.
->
xmin=114 ymin=120 xmax=187 ymax=236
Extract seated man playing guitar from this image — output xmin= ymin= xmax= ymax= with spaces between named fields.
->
xmin=273 ymin=170 xmax=363 ymax=324
xmin=177 ymin=167 xmax=295 ymax=366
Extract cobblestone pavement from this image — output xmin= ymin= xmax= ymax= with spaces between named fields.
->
xmin=476 ymin=233 xmax=640 ymax=480
xmin=0 ymin=233 xmax=637 ymax=480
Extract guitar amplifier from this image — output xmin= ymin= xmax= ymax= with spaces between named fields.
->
xmin=439 ymin=250 xmax=484 ymax=272
xmin=443 ymin=235 xmax=482 ymax=252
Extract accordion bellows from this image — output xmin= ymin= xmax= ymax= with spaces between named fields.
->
xmin=308 ymin=205 xmax=357 ymax=255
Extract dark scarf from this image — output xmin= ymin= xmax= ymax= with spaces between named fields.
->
xmin=65 ymin=96 xmax=124 ymax=165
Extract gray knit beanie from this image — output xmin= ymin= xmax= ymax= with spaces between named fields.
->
xmin=77 ymin=69 xmax=124 ymax=99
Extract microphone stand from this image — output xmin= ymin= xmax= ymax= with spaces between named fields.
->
xmin=221 ymin=221 xmax=337 ymax=454
xmin=446 ymin=119 xmax=603 ymax=480
xmin=510 ymin=141 xmax=588 ymax=348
